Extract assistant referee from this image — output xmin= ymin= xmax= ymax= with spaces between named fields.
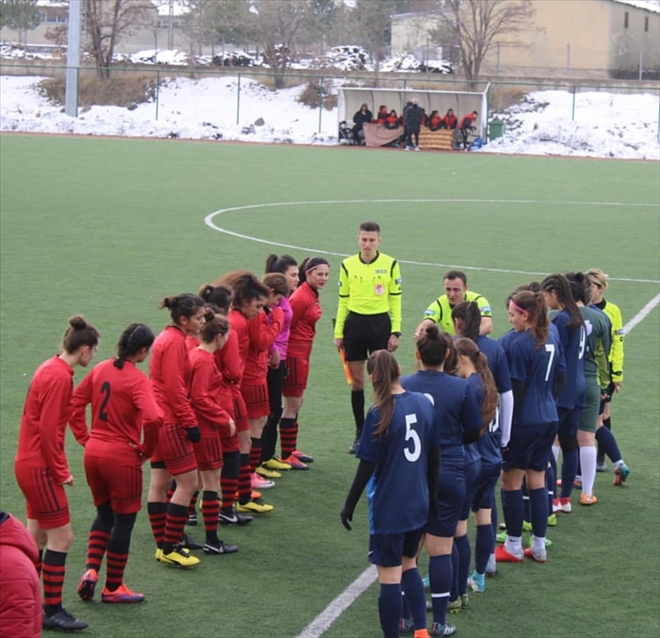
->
xmin=333 ymin=221 xmax=402 ymax=454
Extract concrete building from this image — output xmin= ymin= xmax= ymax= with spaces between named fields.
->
xmin=390 ymin=0 xmax=660 ymax=78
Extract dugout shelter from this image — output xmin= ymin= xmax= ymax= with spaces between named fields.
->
xmin=337 ymin=86 xmax=489 ymax=146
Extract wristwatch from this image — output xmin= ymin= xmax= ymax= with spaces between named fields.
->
xmin=391 ymin=332 xmax=401 ymax=338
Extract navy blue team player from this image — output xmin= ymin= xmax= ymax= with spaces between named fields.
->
xmin=341 ymin=350 xmax=439 ymax=638
xmin=451 ymin=338 xmax=498 ymax=607
xmin=496 ymin=290 xmax=565 ymax=564
xmin=540 ymin=274 xmax=586 ymax=515
xmin=451 ymin=302 xmax=513 ymax=590
xmin=401 ymin=326 xmax=482 ymax=637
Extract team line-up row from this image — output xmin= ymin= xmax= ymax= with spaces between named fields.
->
xmin=5 ymin=221 xmax=628 ymax=637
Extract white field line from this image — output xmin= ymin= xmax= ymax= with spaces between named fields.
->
xmin=295 ymin=566 xmax=377 ymax=638
xmin=294 ymin=295 xmax=659 ymax=638
xmin=204 ymin=199 xmax=660 ymax=284
xmin=624 ymin=294 xmax=660 ymax=334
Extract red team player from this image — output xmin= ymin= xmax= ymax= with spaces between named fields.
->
xmin=147 ymin=293 xmax=206 ymax=568
xmin=15 ymin=316 xmax=100 ymax=632
xmin=71 ymin=324 xmax=162 ymax=604
xmin=280 ymin=257 xmax=331 ymax=468
xmin=188 ymin=310 xmax=240 ymax=555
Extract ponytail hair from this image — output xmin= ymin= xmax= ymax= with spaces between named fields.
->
xmin=262 ymin=272 xmax=289 ymax=297
xmin=510 ymin=291 xmax=548 ymax=348
xmin=454 ymin=338 xmax=498 ymax=432
xmin=198 ymin=283 xmax=233 ymax=314
xmin=416 ymin=323 xmax=452 ymax=368
xmin=115 ymin=323 xmax=155 ymax=369
xmin=366 ymin=350 xmax=400 ymax=437
xmin=505 ymin=281 xmax=541 ymax=308
xmin=565 ymin=271 xmax=590 ymax=305
xmin=265 ymin=254 xmax=298 ymax=274
xmin=199 ymin=311 xmax=230 ymax=344
xmin=299 ymin=257 xmax=329 ymax=286
xmin=541 ymin=273 xmax=583 ymax=328
xmin=586 ymin=268 xmax=609 ymax=291
xmin=160 ymin=293 xmax=204 ymax=325
xmin=451 ymin=301 xmax=481 ymax=341
xmin=62 ymin=315 xmax=100 ymax=354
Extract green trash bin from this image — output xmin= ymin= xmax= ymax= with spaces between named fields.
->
xmin=489 ymin=118 xmax=505 ymax=141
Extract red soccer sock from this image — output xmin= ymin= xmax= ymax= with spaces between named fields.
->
xmin=85 ymin=529 xmax=110 ymax=572
xmin=147 ymin=502 xmax=167 ymax=549
xmin=105 ymin=551 xmax=128 ymax=592
xmin=43 ymin=549 xmax=67 ymax=612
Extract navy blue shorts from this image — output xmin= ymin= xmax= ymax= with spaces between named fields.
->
xmin=471 ymin=461 xmax=501 ymax=512
xmin=502 ymin=423 xmax=557 ymax=472
xmin=459 ymin=459 xmax=481 ymax=520
xmin=368 ymin=527 xmax=424 ymax=567
xmin=426 ymin=460 xmax=465 ymax=538
xmin=557 ymin=406 xmax=582 ymax=438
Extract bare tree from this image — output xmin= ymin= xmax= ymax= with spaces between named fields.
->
xmin=179 ymin=0 xmax=218 ymax=61
xmin=83 ymin=0 xmax=154 ymax=79
xmin=249 ymin=0 xmax=309 ymax=89
xmin=434 ymin=0 xmax=536 ymax=84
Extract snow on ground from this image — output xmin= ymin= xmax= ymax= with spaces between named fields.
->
xmin=1 ymin=75 xmax=658 ymax=160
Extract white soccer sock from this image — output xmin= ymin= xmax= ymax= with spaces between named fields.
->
xmin=552 ymin=444 xmax=560 ymax=463
xmin=580 ymin=445 xmax=597 ymax=496
xmin=532 ymin=535 xmax=546 ymax=553
xmin=613 ymin=459 xmax=625 ymax=469
xmin=505 ymin=536 xmax=522 ymax=554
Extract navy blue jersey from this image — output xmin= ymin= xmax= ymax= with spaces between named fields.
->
xmin=476 ymin=335 xmax=512 ymax=395
xmin=401 ymin=370 xmax=482 ymax=460
xmin=464 ymin=374 xmax=483 ymax=464
xmin=550 ymin=309 xmax=586 ymax=410
xmin=500 ymin=329 xmax=565 ymax=426
xmin=357 ymin=391 xmax=438 ymax=535
xmin=465 ymin=371 xmax=502 ymax=465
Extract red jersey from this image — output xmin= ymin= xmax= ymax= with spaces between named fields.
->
xmin=149 ymin=325 xmax=197 ymax=429
xmin=459 ymin=113 xmax=476 ymax=129
xmin=189 ymin=348 xmax=231 ymax=435
xmin=15 ymin=356 xmax=75 ymax=484
xmin=243 ymin=308 xmax=283 ymax=383
xmin=444 ymin=113 xmax=458 ymax=129
xmin=288 ymin=282 xmax=322 ymax=358
xmin=228 ymin=309 xmax=250 ymax=379
xmin=70 ymin=358 xmax=163 ymax=459
xmin=214 ymin=328 xmax=242 ymax=404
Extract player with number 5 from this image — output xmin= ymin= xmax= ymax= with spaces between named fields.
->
xmin=341 ymin=350 xmax=439 ymax=638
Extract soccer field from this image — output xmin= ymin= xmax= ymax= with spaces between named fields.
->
xmin=1 ymin=134 xmax=659 ymax=638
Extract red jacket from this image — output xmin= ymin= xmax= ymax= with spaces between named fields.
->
xmin=444 ymin=113 xmax=457 ymax=129
xmin=243 ymin=308 xmax=283 ymax=383
xmin=189 ymin=348 xmax=232 ymax=435
xmin=0 ymin=512 xmax=41 ymax=638
xmin=459 ymin=113 xmax=477 ymax=130
xmin=288 ymin=282 xmax=322 ymax=358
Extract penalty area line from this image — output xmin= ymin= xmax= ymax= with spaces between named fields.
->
xmin=624 ymin=294 xmax=660 ymax=335
xmin=295 ymin=566 xmax=377 ymax=638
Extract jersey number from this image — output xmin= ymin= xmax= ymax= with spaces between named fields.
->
xmin=578 ymin=326 xmax=586 ymax=360
xmin=488 ymin=406 xmax=500 ymax=433
xmin=544 ymin=344 xmax=556 ymax=382
xmin=98 ymin=381 xmax=111 ymax=422
xmin=404 ymin=413 xmax=421 ymax=463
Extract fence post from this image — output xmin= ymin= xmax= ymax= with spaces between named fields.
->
xmin=318 ymin=77 xmax=323 ymax=134
xmin=571 ymin=85 xmax=576 ymax=121
xmin=236 ymin=74 xmax=241 ymax=126
xmin=639 ymin=49 xmax=644 ymax=81
xmin=155 ymin=70 xmax=160 ymax=121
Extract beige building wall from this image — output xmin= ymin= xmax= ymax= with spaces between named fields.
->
xmin=607 ymin=1 xmax=660 ymax=72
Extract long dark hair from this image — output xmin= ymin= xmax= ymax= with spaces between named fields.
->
xmin=299 ymin=257 xmax=329 ymax=286
xmin=451 ymin=301 xmax=481 ymax=341
xmin=454 ymin=338 xmax=498 ymax=432
xmin=416 ymin=323 xmax=453 ymax=368
xmin=114 ymin=323 xmax=154 ymax=369
xmin=366 ymin=350 xmax=400 ymax=438
xmin=62 ymin=315 xmax=100 ymax=354
xmin=510 ymin=291 xmax=548 ymax=348
xmin=218 ymin=271 xmax=269 ymax=307
xmin=265 ymin=254 xmax=297 ymax=274
xmin=541 ymin=273 xmax=583 ymax=328
xmin=565 ymin=271 xmax=590 ymax=305
xmin=198 ymin=283 xmax=233 ymax=314
xmin=160 ymin=293 xmax=204 ymax=325
xmin=199 ymin=309 xmax=230 ymax=344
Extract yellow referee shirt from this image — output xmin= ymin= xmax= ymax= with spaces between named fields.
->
xmin=422 ymin=290 xmax=492 ymax=335
xmin=334 ymin=252 xmax=402 ymax=338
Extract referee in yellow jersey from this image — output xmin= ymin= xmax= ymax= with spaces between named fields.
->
xmin=333 ymin=221 xmax=402 ymax=453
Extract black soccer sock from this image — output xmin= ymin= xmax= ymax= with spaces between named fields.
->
xmin=351 ymin=390 xmax=365 ymax=436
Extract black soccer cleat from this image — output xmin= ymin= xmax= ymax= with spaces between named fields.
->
xmin=203 ymin=539 xmax=239 ymax=555
xmin=42 ymin=607 xmax=88 ymax=632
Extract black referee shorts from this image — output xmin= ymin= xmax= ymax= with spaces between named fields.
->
xmin=343 ymin=312 xmax=391 ymax=362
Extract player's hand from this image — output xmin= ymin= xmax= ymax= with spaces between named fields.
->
xmin=387 ymin=334 xmax=399 ymax=352
xmin=614 ymin=381 xmax=622 ymax=393
xmin=227 ymin=419 xmax=236 ymax=437
xmin=62 ymin=475 xmax=75 ymax=486
xmin=268 ymin=349 xmax=281 ymax=368
xmin=334 ymin=338 xmax=344 ymax=352
xmin=340 ymin=507 xmax=353 ymax=531
xmin=186 ymin=426 xmax=201 ymax=443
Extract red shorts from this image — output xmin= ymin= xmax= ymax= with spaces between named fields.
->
xmin=15 ymin=464 xmax=70 ymax=529
xmin=151 ymin=422 xmax=197 ymax=476
xmin=84 ymin=450 xmax=143 ymax=514
xmin=283 ymin=355 xmax=310 ymax=398
xmin=194 ymin=432 xmax=223 ymax=471
xmin=241 ymin=382 xmax=270 ymax=419
xmin=232 ymin=392 xmax=249 ymax=432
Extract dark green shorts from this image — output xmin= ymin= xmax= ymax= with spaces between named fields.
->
xmin=578 ymin=379 xmax=601 ymax=433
